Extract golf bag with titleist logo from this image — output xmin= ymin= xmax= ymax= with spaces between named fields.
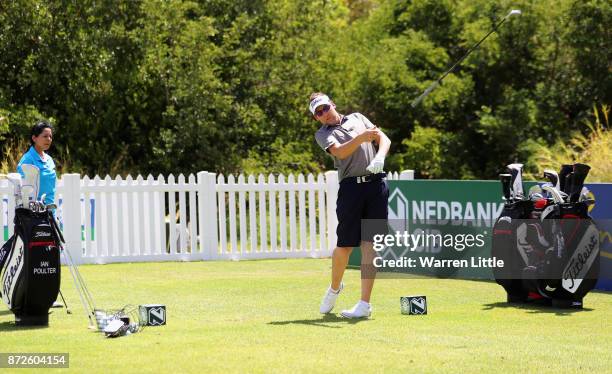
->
xmin=491 ymin=163 xmax=599 ymax=308
xmin=0 ymin=208 xmax=61 ymax=325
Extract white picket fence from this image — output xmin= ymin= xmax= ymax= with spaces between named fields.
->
xmin=1 ymin=170 xmax=414 ymax=264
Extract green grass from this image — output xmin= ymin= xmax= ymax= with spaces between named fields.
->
xmin=1 ymin=259 xmax=611 ymax=373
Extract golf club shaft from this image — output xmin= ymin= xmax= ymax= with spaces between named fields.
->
xmin=62 ymin=249 xmax=95 ymax=327
xmin=63 ymin=244 xmax=97 ymax=311
xmin=51 ymin=212 xmax=97 ymax=313
xmin=412 ymin=10 xmax=518 ymax=107
xmin=62 ymin=249 xmax=95 ymax=326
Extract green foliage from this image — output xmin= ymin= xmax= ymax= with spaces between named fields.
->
xmin=0 ymin=0 xmax=609 ymax=179
xmin=527 ymin=105 xmax=611 ymax=182
xmin=397 ymin=126 xmax=446 ymax=178
xmin=474 ymin=88 xmax=539 ymax=174
xmin=241 ymin=139 xmax=321 ymax=176
xmin=394 ymin=125 xmax=473 ymax=179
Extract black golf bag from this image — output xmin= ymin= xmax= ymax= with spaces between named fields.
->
xmin=0 ymin=208 xmax=61 ymax=325
xmin=492 ymin=164 xmax=599 ymax=308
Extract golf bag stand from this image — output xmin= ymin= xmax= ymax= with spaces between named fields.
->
xmin=1 ymin=208 xmax=61 ymax=325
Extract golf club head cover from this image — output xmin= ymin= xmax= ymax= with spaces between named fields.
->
xmin=558 ymin=164 xmax=573 ymax=193
xmin=569 ymin=163 xmax=591 ymax=202
xmin=506 ymin=163 xmax=524 ymax=198
xmin=543 ymin=169 xmax=559 ymax=190
xmin=499 ymin=174 xmax=512 ymax=200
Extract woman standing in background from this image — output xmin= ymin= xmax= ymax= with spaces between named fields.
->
xmin=17 ymin=121 xmax=57 ymax=206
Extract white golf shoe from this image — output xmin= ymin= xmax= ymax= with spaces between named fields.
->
xmin=341 ymin=301 xmax=372 ymax=319
xmin=319 ymin=283 xmax=343 ymax=314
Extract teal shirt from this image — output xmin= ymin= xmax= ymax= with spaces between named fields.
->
xmin=17 ymin=146 xmax=57 ymax=205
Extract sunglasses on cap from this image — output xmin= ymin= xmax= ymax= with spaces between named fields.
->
xmin=314 ymin=105 xmax=331 ymax=117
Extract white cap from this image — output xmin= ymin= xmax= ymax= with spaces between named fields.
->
xmin=309 ymin=95 xmax=332 ymax=115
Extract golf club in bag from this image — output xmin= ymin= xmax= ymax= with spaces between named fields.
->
xmin=0 ymin=171 xmax=60 ymax=326
xmin=491 ymin=163 xmax=599 ymax=308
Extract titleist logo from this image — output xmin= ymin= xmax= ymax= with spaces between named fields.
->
xmin=34 ymin=231 xmax=51 ymax=238
xmin=2 ymin=250 xmax=23 ymax=301
xmin=0 ymin=245 xmax=7 ymax=264
xmin=563 ymin=234 xmax=597 ymax=290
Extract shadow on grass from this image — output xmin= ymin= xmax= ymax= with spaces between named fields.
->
xmin=0 ymin=321 xmax=50 ymax=332
xmin=482 ymin=302 xmax=594 ymax=316
xmin=268 ymin=314 xmax=370 ymax=328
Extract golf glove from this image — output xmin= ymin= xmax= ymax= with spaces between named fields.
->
xmin=366 ymin=155 xmax=385 ymax=174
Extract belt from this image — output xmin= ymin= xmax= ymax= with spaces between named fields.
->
xmin=341 ymin=173 xmax=386 ymax=184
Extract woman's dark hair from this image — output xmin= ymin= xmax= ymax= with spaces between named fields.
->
xmin=30 ymin=120 xmax=53 ymax=144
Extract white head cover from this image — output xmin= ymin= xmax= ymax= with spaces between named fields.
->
xmin=309 ymin=95 xmax=332 ymax=115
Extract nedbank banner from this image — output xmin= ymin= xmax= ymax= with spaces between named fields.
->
xmin=348 ymin=180 xmax=612 ymax=291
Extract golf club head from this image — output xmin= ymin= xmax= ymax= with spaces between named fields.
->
xmin=542 ymin=185 xmax=565 ymax=204
xmin=558 ymin=164 xmax=573 ymax=193
xmin=530 ymin=192 xmax=544 ymax=201
xmin=528 ymin=185 xmax=543 ymax=200
xmin=543 ymin=169 xmax=559 ymax=190
xmin=506 ymin=163 xmax=524 ymax=199
xmin=508 ymin=9 xmax=522 ymax=17
xmin=499 ymin=174 xmax=512 ymax=200
xmin=542 ymin=182 xmax=567 ymax=201
xmin=569 ymin=163 xmax=591 ymax=202
xmin=578 ymin=187 xmax=595 ymax=206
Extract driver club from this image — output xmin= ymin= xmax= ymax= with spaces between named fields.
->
xmin=411 ymin=9 xmax=522 ymax=107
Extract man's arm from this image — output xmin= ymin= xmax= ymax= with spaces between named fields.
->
xmin=374 ymin=130 xmax=391 ymax=157
xmin=328 ymin=129 xmax=380 ymax=160
xmin=365 ymin=128 xmax=391 ymax=174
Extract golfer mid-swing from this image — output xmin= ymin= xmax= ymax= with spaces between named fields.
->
xmin=310 ymin=93 xmax=390 ymax=318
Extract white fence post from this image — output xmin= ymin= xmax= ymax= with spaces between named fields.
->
xmin=198 ymin=171 xmax=218 ymax=260
xmin=62 ymin=173 xmax=83 ymax=264
xmin=324 ymin=171 xmax=338 ymax=252
xmin=400 ymin=170 xmax=415 ymax=180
